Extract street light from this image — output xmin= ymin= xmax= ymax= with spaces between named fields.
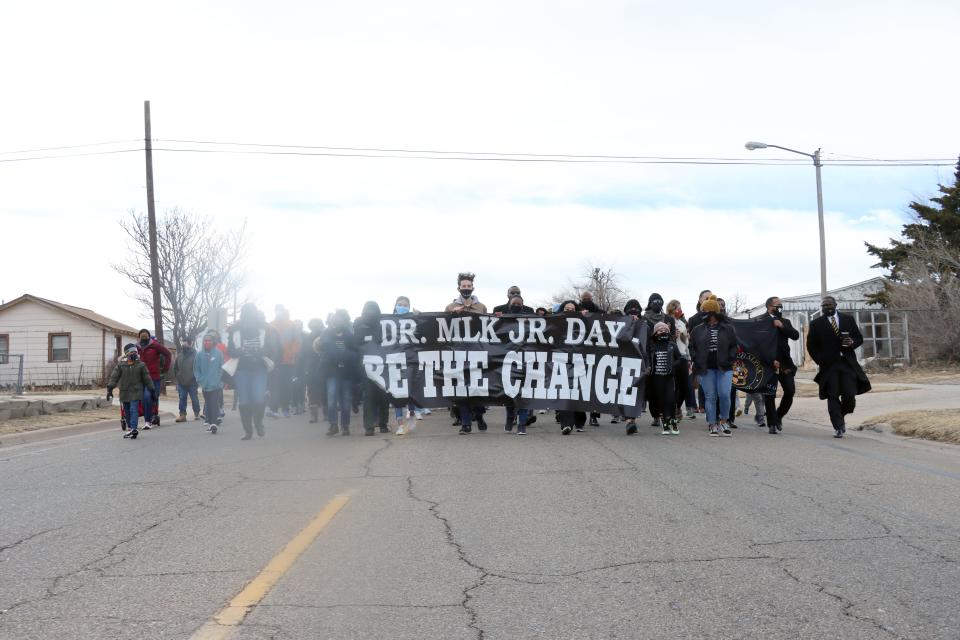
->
xmin=745 ymin=141 xmax=827 ymax=298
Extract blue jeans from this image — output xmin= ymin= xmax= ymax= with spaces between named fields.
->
xmin=701 ymin=369 xmax=733 ymax=425
xmin=123 ymin=400 xmax=140 ymax=430
xmin=142 ymin=379 xmax=162 ymax=423
xmin=506 ymin=406 xmax=529 ymax=427
xmin=234 ymin=367 xmax=268 ymax=406
xmin=326 ymin=376 xmax=353 ymax=428
xmin=177 ymin=383 xmax=200 ymax=416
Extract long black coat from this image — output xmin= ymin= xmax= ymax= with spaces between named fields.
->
xmin=806 ymin=313 xmax=872 ymax=399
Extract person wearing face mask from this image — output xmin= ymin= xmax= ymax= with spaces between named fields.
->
xmin=578 ymin=291 xmax=603 ymax=315
xmin=173 ymin=335 xmax=201 ymax=423
xmin=642 ymin=293 xmax=676 ymax=428
xmin=493 ymin=286 xmax=532 ymax=316
xmin=618 ymin=299 xmax=649 ymax=435
xmin=135 ymin=329 xmax=172 ymax=429
xmin=689 ymin=295 xmax=737 ymax=437
xmin=806 ymin=296 xmax=871 ymax=438
xmin=761 ymin=296 xmax=800 ymax=435
xmin=108 ymin=344 xmax=155 ymax=440
xmin=501 ymin=295 xmax=536 ymax=435
xmin=194 ymin=332 xmax=224 ymax=433
xmin=648 ymin=322 xmax=681 ymax=435
xmin=446 ymin=273 xmax=489 ymax=434
xmin=390 ymin=296 xmax=421 ymax=436
xmin=666 ymin=300 xmax=697 ymax=420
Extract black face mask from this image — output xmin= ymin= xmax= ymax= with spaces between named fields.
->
xmin=772 ymin=306 xmax=783 ymax=317
xmin=139 ymin=338 xmax=149 ymax=346
xmin=822 ymin=306 xmax=837 ymax=317
xmin=509 ymin=305 xmax=522 ymax=312
xmin=656 ymin=333 xmax=669 ymax=341
xmin=460 ymin=288 xmax=474 ymax=299
xmin=648 ymin=299 xmax=663 ymax=313
xmin=625 ymin=308 xmax=640 ymax=316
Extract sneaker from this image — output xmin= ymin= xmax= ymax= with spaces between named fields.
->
xmin=755 ymin=415 xmax=765 ymax=426
xmin=504 ymin=422 xmax=513 ymax=433
xmin=517 ymin=425 xmax=527 ymax=435
xmin=525 ymin=415 xmax=537 ymax=426
xmin=589 ymin=417 xmax=599 ymax=427
xmin=661 ymin=424 xmax=670 ymax=435
xmin=379 ymin=426 xmax=391 ymax=433
xmin=141 ymin=424 xmax=152 ymax=430
xmin=422 ymin=408 xmax=432 ymax=415
xmin=476 ymin=416 xmax=488 ymax=431
xmin=241 ymin=434 xmax=252 ymax=440
xmin=743 ymin=407 xmax=750 ymax=416
xmin=415 ymin=413 xmax=424 ymax=420
xmin=575 ymin=427 xmax=584 ymax=432
xmin=123 ymin=429 xmax=139 ymax=439
xmin=459 ymin=426 xmax=471 ymax=435
xmin=194 ymin=414 xmax=202 ymax=421
xmin=340 ymin=428 xmax=350 ymax=436
xmin=708 ymin=424 xmax=720 ymax=437
xmin=561 ymin=426 xmax=572 ymax=435
xmin=625 ymin=421 xmax=638 ymax=436
xmin=282 ymin=409 xmax=291 ymax=418
xmin=406 ymin=417 xmax=416 ymax=434
xmin=721 ymin=425 xmax=732 ymax=437
xmin=365 ymin=428 xmax=375 ymax=436
xmin=175 ymin=414 xmax=187 ymax=423
xmin=686 ymin=409 xmax=696 ymax=419
xmin=776 ymin=422 xmax=782 ymax=432
xmin=650 ymin=418 xmax=661 ymax=428
xmin=729 ymin=422 xmax=737 ymax=429
xmin=210 ymin=424 xmax=218 ymax=434
xmin=396 ymin=424 xmax=407 ymax=436
xmin=670 ymin=425 xmax=679 ymax=435
xmin=736 ymin=409 xmax=743 ymax=417
xmin=326 ymin=426 xmax=339 ymax=436
xmin=537 ymin=409 xmax=547 ymax=414
xmin=610 ymin=416 xmax=620 ymax=424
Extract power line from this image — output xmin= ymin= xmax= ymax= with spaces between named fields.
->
xmin=0 ymin=140 xmax=140 ymax=155
xmin=0 ymin=148 xmax=144 ymax=163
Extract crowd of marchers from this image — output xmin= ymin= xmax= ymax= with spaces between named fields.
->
xmin=105 ymin=272 xmax=870 ymax=441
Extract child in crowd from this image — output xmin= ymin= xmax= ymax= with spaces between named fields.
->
xmin=107 ymin=344 xmax=156 ymax=440
xmin=649 ymin=322 xmax=680 ymax=435
xmin=194 ymin=332 xmax=225 ymax=434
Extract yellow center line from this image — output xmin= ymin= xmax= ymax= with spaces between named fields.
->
xmin=190 ymin=493 xmax=352 ymax=640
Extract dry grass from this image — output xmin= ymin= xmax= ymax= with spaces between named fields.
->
xmin=862 ymin=410 xmax=960 ymax=445
xmin=0 ymin=406 xmax=120 ymax=436
xmin=864 ymin=364 xmax=960 ymax=385
xmin=791 ymin=384 xmax=913 ymax=398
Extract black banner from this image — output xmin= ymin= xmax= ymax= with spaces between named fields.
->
xmin=729 ymin=317 xmax=779 ymax=395
xmin=359 ymin=313 xmax=647 ymax=414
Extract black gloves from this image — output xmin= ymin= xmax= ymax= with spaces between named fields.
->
xmin=106 ymin=387 xmax=114 ymax=402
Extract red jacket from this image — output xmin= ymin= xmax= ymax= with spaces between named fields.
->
xmin=137 ymin=338 xmax=172 ymax=380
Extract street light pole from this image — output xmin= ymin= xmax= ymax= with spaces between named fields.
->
xmin=745 ymin=141 xmax=828 ymax=299
xmin=813 ymin=148 xmax=827 ymax=299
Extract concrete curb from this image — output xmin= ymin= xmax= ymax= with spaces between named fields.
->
xmin=0 ymin=411 xmax=177 ymax=448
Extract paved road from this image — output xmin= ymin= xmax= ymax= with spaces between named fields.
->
xmin=1 ymin=405 xmax=958 ymax=639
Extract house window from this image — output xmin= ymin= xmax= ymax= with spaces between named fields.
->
xmin=48 ymin=333 xmax=71 ymax=362
xmin=0 ymin=334 xmax=8 ymax=364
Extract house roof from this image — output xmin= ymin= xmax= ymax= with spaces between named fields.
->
xmin=0 ymin=294 xmax=140 ymax=335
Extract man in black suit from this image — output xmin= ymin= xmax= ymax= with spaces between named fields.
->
xmin=763 ymin=296 xmax=800 ymax=434
xmin=806 ymin=296 xmax=872 ymax=438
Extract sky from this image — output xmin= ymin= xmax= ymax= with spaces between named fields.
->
xmin=2 ymin=0 xmax=958 ymax=330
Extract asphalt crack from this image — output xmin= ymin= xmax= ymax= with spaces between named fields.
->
xmin=362 ymin=436 xmax=394 ymax=477
xmin=0 ymin=526 xmax=65 ymax=557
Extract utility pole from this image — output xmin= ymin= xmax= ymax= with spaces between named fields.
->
xmin=144 ymin=100 xmax=165 ymax=350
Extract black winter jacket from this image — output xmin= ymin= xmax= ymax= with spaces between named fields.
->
xmin=689 ymin=319 xmax=738 ymax=373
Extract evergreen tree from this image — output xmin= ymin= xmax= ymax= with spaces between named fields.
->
xmin=865 ymin=157 xmax=960 ymax=304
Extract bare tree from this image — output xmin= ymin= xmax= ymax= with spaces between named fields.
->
xmin=113 ymin=207 xmax=247 ymax=341
xmin=551 ymin=262 xmax=631 ymax=313
xmin=885 ymin=233 xmax=960 ymax=362
xmin=725 ymin=292 xmax=750 ymax=315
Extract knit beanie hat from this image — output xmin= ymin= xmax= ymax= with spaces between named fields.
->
xmin=653 ymin=321 xmax=670 ymax=335
xmin=700 ymin=295 xmax=721 ymax=314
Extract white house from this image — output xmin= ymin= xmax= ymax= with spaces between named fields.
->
xmin=0 ymin=294 xmax=141 ymax=389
